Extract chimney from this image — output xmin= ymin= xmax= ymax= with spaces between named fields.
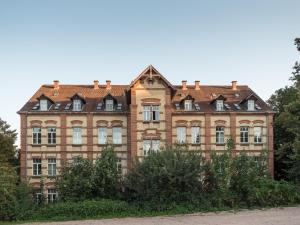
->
xmin=106 ymin=80 xmax=111 ymax=90
xmin=53 ymin=80 xmax=59 ymax=90
xmin=231 ymin=81 xmax=237 ymax=90
xmin=182 ymin=80 xmax=187 ymax=91
xmin=195 ymin=80 xmax=200 ymax=90
xmin=93 ymin=80 xmax=99 ymax=89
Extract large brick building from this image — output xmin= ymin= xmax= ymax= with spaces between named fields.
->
xmin=18 ymin=65 xmax=274 ymax=201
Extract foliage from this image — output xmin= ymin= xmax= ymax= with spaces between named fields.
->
xmin=92 ymin=146 xmax=120 ymax=198
xmin=56 ymin=157 xmax=94 ymax=201
xmin=124 ymin=146 xmax=204 ymax=204
xmin=268 ymin=37 xmax=300 ymax=182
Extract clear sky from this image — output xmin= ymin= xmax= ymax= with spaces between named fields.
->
xmin=0 ymin=0 xmax=299 ymax=145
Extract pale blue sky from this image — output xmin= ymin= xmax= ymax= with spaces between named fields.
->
xmin=0 ymin=0 xmax=299 ymax=145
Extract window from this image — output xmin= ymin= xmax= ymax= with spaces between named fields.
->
xmin=143 ymin=139 xmax=160 ymax=156
xmin=216 ymin=126 xmax=225 ymax=144
xmin=32 ymin=127 xmax=41 ymax=145
xmin=40 ymin=99 xmax=48 ymax=111
xmin=105 ymin=99 xmax=114 ymax=111
xmin=216 ymin=100 xmax=224 ymax=111
xmin=176 ymin=127 xmax=186 ymax=144
xmin=117 ymin=158 xmax=122 ymax=175
xmin=112 ymin=127 xmax=122 ymax=144
xmin=254 ymin=127 xmax=262 ymax=143
xmin=143 ymin=106 xmax=151 ymax=121
xmin=48 ymin=158 xmax=56 ymax=176
xmin=98 ymin=127 xmax=107 ymax=144
xmin=143 ymin=105 xmax=160 ymax=121
xmin=240 ymin=126 xmax=249 ymax=143
xmin=47 ymin=189 xmax=57 ymax=203
xmin=47 ymin=127 xmax=56 ymax=144
xmin=184 ymin=100 xmax=192 ymax=111
xmin=73 ymin=127 xmax=82 ymax=145
xmin=33 ymin=158 xmax=42 ymax=176
xmin=35 ymin=189 xmax=43 ymax=204
xmin=248 ymin=100 xmax=255 ymax=111
xmin=191 ymin=126 xmax=200 ymax=144
xmin=73 ymin=99 xmax=82 ymax=111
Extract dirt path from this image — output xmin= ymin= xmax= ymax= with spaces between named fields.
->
xmin=23 ymin=206 xmax=300 ymax=225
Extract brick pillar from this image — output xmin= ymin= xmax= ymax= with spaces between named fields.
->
xmin=267 ymin=114 xmax=274 ymax=178
xmin=128 ymin=89 xmax=137 ymax=169
xmin=20 ymin=114 xmax=27 ymax=181
xmin=205 ymin=113 xmax=211 ymax=160
xmin=87 ymin=114 xmax=93 ymax=161
xmin=165 ymin=88 xmax=172 ymax=147
xmin=230 ymin=113 xmax=237 ymax=157
xmin=60 ymin=114 xmax=67 ymax=162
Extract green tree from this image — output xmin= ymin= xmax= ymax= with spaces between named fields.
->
xmin=268 ymin=38 xmax=300 ymax=182
xmin=56 ymin=157 xmax=94 ymax=201
xmin=92 ymin=146 xmax=120 ymax=198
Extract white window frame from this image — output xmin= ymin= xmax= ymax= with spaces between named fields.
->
xmin=73 ymin=127 xmax=82 ymax=145
xmin=191 ymin=126 xmax=201 ymax=144
xmin=32 ymin=127 xmax=41 ymax=145
xmin=240 ymin=126 xmax=249 ymax=143
xmin=47 ymin=189 xmax=57 ymax=203
xmin=247 ymin=100 xmax=255 ymax=111
xmin=117 ymin=158 xmax=122 ymax=175
xmin=33 ymin=158 xmax=42 ymax=176
xmin=176 ymin=127 xmax=186 ymax=144
xmin=184 ymin=100 xmax=192 ymax=111
xmin=112 ymin=127 xmax=122 ymax=144
xmin=48 ymin=158 xmax=56 ymax=176
xmin=105 ymin=99 xmax=114 ymax=111
xmin=73 ymin=99 xmax=82 ymax=111
xmin=216 ymin=126 xmax=225 ymax=144
xmin=143 ymin=105 xmax=160 ymax=121
xmin=47 ymin=127 xmax=56 ymax=144
xmin=254 ymin=126 xmax=262 ymax=143
xmin=216 ymin=100 xmax=224 ymax=111
xmin=143 ymin=139 xmax=160 ymax=156
xmin=98 ymin=127 xmax=107 ymax=144
xmin=40 ymin=99 xmax=48 ymax=111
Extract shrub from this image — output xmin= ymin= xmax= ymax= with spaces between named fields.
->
xmin=56 ymin=157 xmax=94 ymax=201
xmin=93 ymin=146 xmax=120 ymax=198
xmin=124 ymin=147 xmax=205 ymax=204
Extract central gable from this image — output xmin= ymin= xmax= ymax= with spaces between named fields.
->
xmin=130 ymin=65 xmax=174 ymax=90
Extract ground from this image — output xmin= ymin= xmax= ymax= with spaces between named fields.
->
xmin=23 ymin=207 xmax=300 ymax=225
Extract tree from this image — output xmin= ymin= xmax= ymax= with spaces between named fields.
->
xmin=92 ymin=146 xmax=120 ymax=198
xmin=56 ymin=157 xmax=94 ymax=201
xmin=268 ymin=38 xmax=300 ymax=182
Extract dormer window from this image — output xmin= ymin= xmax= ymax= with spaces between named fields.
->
xmin=216 ymin=100 xmax=224 ymax=111
xmin=73 ymin=99 xmax=82 ymax=111
xmin=247 ymin=100 xmax=255 ymax=111
xmin=40 ymin=99 xmax=48 ymax=111
xmin=106 ymin=99 xmax=114 ymax=111
xmin=184 ymin=100 xmax=192 ymax=111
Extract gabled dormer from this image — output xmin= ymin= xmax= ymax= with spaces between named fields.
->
xmin=70 ymin=93 xmax=86 ymax=111
xmin=211 ymin=95 xmax=227 ymax=111
xmin=37 ymin=94 xmax=54 ymax=111
xmin=181 ymin=95 xmax=194 ymax=111
xmin=240 ymin=94 xmax=258 ymax=111
xmin=103 ymin=93 xmax=118 ymax=111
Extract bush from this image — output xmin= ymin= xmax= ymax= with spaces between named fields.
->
xmin=56 ymin=157 xmax=94 ymax=201
xmin=124 ymin=147 xmax=205 ymax=204
xmin=93 ymin=146 xmax=120 ymax=198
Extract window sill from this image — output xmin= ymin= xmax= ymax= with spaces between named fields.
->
xmin=47 ymin=175 xmax=57 ymax=178
xmin=32 ymin=175 xmax=42 ymax=178
xmin=72 ymin=144 xmax=82 ymax=147
xmin=240 ymin=143 xmax=249 ymax=146
xmin=97 ymin=144 xmax=108 ymax=146
xmin=46 ymin=144 xmax=56 ymax=147
xmin=191 ymin=143 xmax=201 ymax=146
xmin=216 ymin=143 xmax=225 ymax=146
xmin=254 ymin=143 xmax=263 ymax=146
xmin=112 ymin=144 xmax=122 ymax=146
xmin=31 ymin=144 xmax=42 ymax=147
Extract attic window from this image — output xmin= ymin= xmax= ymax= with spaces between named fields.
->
xmin=40 ymin=100 xmax=48 ymax=111
xmin=184 ymin=100 xmax=192 ymax=111
xmin=216 ymin=100 xmax=224 ymax=111
xmin=106 ymin=100 xmax=114 ymax=111
xmin=194 ymin=103 xmax=200 ymax=111
xmin=247 ymin=100 xmax=255 ymax=111
xmin=73 ymin=99 xmax=82 ymax=111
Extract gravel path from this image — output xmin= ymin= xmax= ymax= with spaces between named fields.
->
xmin=23 ymin=206 xmax=300 ymax=225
